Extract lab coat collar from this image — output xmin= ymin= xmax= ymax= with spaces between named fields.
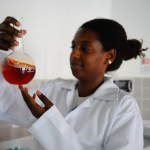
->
xmin=59 ymin=76 xmax=119 ymax=101
xmin=57 ymin=76 xmax=119 ymax=112
xmin=60 ymin=80 xmax=77 ymax=90
xmin=92 ymin=76 xmax=119 ymax=101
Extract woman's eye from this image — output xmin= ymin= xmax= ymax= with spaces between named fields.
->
xmin=70 ymin=45 xmax=90 ymax=52
xmin=70 ymin=45 xmax=75 ymax=50
xmin=81 ymin=46 xmax=90 ymax=52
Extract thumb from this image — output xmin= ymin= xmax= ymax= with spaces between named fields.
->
xmin=36 ymin=90 xmax=53 ymax=109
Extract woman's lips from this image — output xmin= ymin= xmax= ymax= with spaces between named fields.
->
xmin=70 ymin=63 xmax=83 ymax=69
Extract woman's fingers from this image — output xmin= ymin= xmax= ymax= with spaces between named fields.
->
xmin=0 ymin=32 xmax=19 ymax=46
xmin=36 ymin=90 xmax=54 ymax=109
xmin=18 ymin=85 xmax=24 ymax=91
xmin=0 ymin=16 xmax=27 ymax=51
xmin=1 ymin=23 xmax=20 ymax=37
xmin=0 ymin=39 xmax=11 ymax=51
xmin=33 ymin=93 xmax=36 ymax=100
xmin=0 ymin=23 xmax=26 ymax=38
xmin=1 ymin=16 xmax=27 ymax=36
xmin=18 ymin=85 xmax=46 ymax=119
xmin=25 ymin=87 xmax=28 ymax=93
xmin=10 ymin=46 xmax=14 ymax=50
xmin=20 ymin=29 xmax=27 ymax=35
xmin=0 ymin=25 xmax=27 ymax=49
xmin=18 ymin=85 xmax=34 ymax=104
xmin=2 ymin=17 xmax=27 ymax=36
xmin=2 ymin=16 xmax=20 ymax=28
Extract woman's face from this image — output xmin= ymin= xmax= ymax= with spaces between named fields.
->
xmin=70 ymin=28 xmax=109 ymax=81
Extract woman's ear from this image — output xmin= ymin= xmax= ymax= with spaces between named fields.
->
xmin=106 ymin=49 xmax=116 ymax=64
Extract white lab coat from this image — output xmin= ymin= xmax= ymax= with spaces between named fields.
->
xmin=0 ymin=50 xmax=143 ymax=150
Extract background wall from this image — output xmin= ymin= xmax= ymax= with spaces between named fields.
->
xmin=0 ymin=0 xmax=149 ymax=80
xmin=110 ymin=0 xmax=150 ymax=77
xmin=0 ymin=0 xmax=112 ymax=79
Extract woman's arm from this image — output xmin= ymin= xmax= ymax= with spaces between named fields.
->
xmin=28 ymin=105 xmax=84 ymax=150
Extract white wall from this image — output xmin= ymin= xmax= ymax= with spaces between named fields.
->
xmin=109 ymin=0 xmax=150 ymax=78
xmin=0 ymin=0 xmax=149 ymax=79
xmin=0 ymin=0 xmax=112 ymax=79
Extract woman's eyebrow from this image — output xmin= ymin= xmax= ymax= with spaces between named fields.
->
xmin=71 ymin=41 xmax=75 ymax=44
xmin=81 ymin=41 xmax=92 ymax=44
xmin=71 ymin=40 xmax=92 ymax=44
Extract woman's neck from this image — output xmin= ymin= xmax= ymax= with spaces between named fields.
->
xmin=77 ymin=76 xmax=104 ymax=97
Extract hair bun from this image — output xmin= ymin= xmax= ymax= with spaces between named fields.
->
xmin=124 ymin=39 xmax=149 ymax=61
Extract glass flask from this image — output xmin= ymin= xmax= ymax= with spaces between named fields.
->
xmin=1 ymin=16 xmax=36 ymax=85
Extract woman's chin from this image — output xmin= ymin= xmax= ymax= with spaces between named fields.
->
xmin=71 ymin=71 xmax=84 ymax=80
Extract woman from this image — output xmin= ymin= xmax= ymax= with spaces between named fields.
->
xmin=0 ymin=16 xmax=148 ymax=150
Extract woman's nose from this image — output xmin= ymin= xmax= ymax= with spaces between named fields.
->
xmin=71 ymin=48 xmax=80 ymax=59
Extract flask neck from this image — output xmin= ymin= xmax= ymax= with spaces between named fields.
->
xmin=13 ymin=16 xmax=24 ymax=53
xmin=14 ymin=37 xmax=24 ymax=53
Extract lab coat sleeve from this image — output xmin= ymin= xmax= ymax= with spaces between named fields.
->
xmin=105 ymin=95 xmax=143 ymax=150
xmin=0 ymin=50 xmax=46 ymax=128
xmin=28 ymin=105 xmax=84 ymax=150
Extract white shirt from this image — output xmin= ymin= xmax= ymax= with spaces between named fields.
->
xmin=72 ymin=88 xmax=90 ymax=111
xmin=0 ymin=50 xmax=143 ymax=150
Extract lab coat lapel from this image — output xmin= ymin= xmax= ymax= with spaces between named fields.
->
xmin=61 ymin=81 xmax=92 ymax=112
xmin=65 ymin=97 xmax=92 ymax=121
xmin=57 ymin=79 xmax=92 ymax=118
xmin=58 ymin=80 xmax=78 ymax=113
xmin=66 ymin=87 xmax=76 ymax=112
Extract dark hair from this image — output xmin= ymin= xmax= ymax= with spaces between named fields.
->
xmin=79 ymin=18 xmax=149 ymax=72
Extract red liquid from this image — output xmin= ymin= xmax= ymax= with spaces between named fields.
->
xmin=1 ymin=58 xmax=36 ymax=85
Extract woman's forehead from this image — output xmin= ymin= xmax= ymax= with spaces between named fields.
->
xmin=73 ymin=28 xmax=99 ymax=43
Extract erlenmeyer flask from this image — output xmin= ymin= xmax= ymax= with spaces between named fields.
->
xmin=1 ymin=16 xmax=36 ymax=85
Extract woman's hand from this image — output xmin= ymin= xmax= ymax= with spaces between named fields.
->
xmin=18 ymin=85 xmax=54 ymax=119
xmin=0 ymin=16 xmax=27 ymax=51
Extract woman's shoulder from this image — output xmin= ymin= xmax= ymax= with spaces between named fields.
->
xmin=46 ymin=77 xmax=76 ymax=84
xmin=40 ymin=77 xmax=77 ymax=89
xmin=117 ymin=89 xmax=140 ymax=114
